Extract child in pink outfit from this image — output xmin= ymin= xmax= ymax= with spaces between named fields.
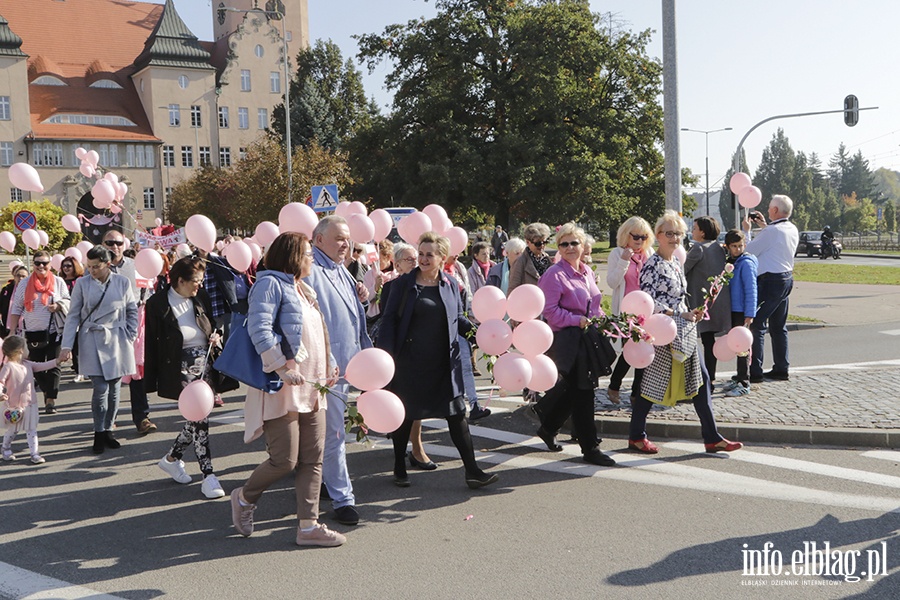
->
xmin=1 ymin=336 xmax=58 ymax=463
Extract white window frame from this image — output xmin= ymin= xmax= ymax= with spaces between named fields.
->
xmin=10 ymin=188 xmax=23 ymax=202
xmin=0 ymin=142 xmax=13 ymax=166
xmin=219 ymin=147 xmax=231 ymax=167
xmin=270 ymin=72 xmax=281 ymax=93
xmin=163 ymin=145 xmax=175 ymax=167
xmin=191 ymin=105 xmax=201 ymax=128
xmin=168 ymin=104 xmax=181 ymax=127
xmin=145 ymin=146 xmax=155 ymax=168
xmin=109 ymin=145 xmax=119 ymax=167
xmin=258 ymin=108 xmax=268 ymax=130
xmin=182 ymin=146 xmax=193 ymax=167
xmin=238 ymin=107 xmax=249 ymax=129
xmin=0 ymin=97 xmax=10 ymax=120
xmin=240 ymin=69 xmax=251 ymax=92
xmin=143 ymin=187 xmax=156 ymax=209
xmin=199 ymin=146 xmax=211 ymax=166
xmin=218 ymin=106 xmax=229 ymax=128
xmin=126 ymin=145 xmax=135 ymax=167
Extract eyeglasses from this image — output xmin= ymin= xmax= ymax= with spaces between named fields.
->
xmin=400 ymin=257 xmax=417 ymax=263
xmin=531 ymin=240 xmax=547 ymax=247
xmin=104 ymin=240 xmax=125 ymax=247
xmin=352 ymin=248 xmax=362 ymax=254
xmin=557 ymin=240 xmax=581 ymax=249
xmin=630 ymin=233 xmax=649 ymax=241
xmin=62 ymin=263 xmax=73 ymax=268
xmin=661 ymin=231 xmax=684 ymax=239
xmin=33 ymin=261 xmax=50 ymax=266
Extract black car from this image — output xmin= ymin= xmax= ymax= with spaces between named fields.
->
xmin=795 ymin=231 xmax=842 ymax=257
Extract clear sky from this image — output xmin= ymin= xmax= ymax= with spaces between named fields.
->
xmin=160 ymin=1 xmax=900 ymax=194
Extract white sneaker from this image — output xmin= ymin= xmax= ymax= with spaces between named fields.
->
xmin=201 ymin=474 xmax=225 ymax=499
xmin=31 ymin=454 xmax=46 ymax=464
xmin=74 ymin=375 xmax=89 ymax=383
xmin=158 ymin=455 xmax=192 ymax=484
xmin=2 ymin=449 xmax=15 ymax=461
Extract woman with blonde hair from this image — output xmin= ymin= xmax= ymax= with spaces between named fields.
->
xmin=605 ymin=217 xmax=655 ymax=404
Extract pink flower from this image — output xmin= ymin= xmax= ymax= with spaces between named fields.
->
xmin=724 ymin=263 xmax=734 ymax=273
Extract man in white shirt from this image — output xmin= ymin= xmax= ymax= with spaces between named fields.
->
xmin=742 ymin=194 xmax=800 ymax=383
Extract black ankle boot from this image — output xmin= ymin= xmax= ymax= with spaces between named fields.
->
xmin=92 ymin=432 xmax=105 ymax=454
xmin=104 ymin=431 xmax=121 ymax=449
xmin=536 ymin=427 xmax=563 ymax=452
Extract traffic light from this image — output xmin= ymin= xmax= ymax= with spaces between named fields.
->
xmin=844 ymin=94 xmax=859 ymax=127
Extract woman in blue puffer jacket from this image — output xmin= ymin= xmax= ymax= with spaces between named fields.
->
xmin=230 ymin=232 xmax=346 ymax=548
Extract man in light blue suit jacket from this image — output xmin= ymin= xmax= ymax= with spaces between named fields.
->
xmin=304 ymin=216 xmax=372 ymax=526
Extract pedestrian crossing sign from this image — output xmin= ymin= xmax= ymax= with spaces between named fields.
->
xmin=310 ymin=184 xmax=339 ymax=213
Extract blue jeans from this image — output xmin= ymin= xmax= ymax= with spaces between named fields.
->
xmin=322 ymin=382 xmax=355 ymax=509
xmin=750 ymin=273 xmax=793 ymax=377
xmin=459 ymin=336 xmax=480 ymax=410
xmin=91 ymin=376 xmax=121 ymax=433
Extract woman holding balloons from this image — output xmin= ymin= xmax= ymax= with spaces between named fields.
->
xmin=532 ymin=222 xmax=616 ymax=467
xmin=231 ymin=232 xmax=346 ymax=547
xmin=377 ymin=231 xmax=499 ymax=489
xmin=628 ymin=211 xmax=743 ymax=454
xmin=144 ymin=256 xmax=225 ymax=499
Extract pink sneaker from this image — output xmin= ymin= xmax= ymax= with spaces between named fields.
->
xmin=296 ymin=523 xmax=346 ymax=547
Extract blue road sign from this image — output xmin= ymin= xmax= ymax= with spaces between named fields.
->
xmin=14 ymin=210 xmax=36 ymax=232
xmin=310 ymin=185 xmax=339 ymax=213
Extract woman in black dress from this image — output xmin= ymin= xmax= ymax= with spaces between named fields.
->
xmin=376 ymin=232 xmax=499 ymax=490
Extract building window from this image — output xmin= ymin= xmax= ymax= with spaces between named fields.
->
xmin=255 ymin=44 xmax=264 ymax=58
xmin=257 ymin=108 xmax=268 ymax=130
xmin=89 ymin=79 xmax=123 ymax=89
xmin=190 ymin=105 xmax=201 ymax=128
xmin=109 ymin=144 xmax=119 ymax=167
xmin=240 ymin=69 xmax=251 ymax=92
xmin=238 ymin=107 xmax=249 ymax=129
xmin=165 ymin=187 xmax=172 ymax=202
xmin=10 ymin=188 xmax=22 ymax=202
xmin=239 ymin=147 xmax=247 ymax=160
xmin=99 ymin=144 xmax=108 ymax=166
xmin=145 ymin=146 xmax=155 ymax=168
xmin=32 ymin=143 xmax=42 ymax=166
xmin=286 ymin=31 xmax=292 ymax=42
xmin=0 ymin=97 xmax=9 ymax=120
xmin=143 ymin=187 xmax=156 ymax=209
xmin=162 ymin=145 xmax=175 ymax=167
xmin=126 ymin=145 xmax=135 ymax=166
xmin=42 ymin=145 xmax=52 ymax=167
xmin=52 ymin=143 xmax=62 ymax=166
xmin=135 ymin=145 xmax=145 ymax=168
xmin=32 ymin=75 xmax=66 ymax=86
xmin=199 ymin=146 xmax=211 ymax=166
xmin=218 ymin=106 xmax=229 ymax=128
xmin=219 ymin=147 xmax=231 ymax=167
xmin=178 ymin=75 xmax=189 ymax=89
xmin=270 ymin=72 xmax=281 ymax=93
xmin=181 ymin=146 xmax=193 ymax=167
xmin=70 ymin=144 xmax=80 ymax=167
xmin=168 ymin=104 xmax=180 ymax=127
xmin=0 ymin=142 xmax=12 ymax=166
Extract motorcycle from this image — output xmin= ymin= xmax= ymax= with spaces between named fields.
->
xmin=820 ymin=238 xmax=841 ymax=260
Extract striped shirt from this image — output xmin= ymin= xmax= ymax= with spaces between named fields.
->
xmin=10 ymin=274 xmax=70 ymax=333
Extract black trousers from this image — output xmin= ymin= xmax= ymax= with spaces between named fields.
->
xmin=29 ymin=337 xmax=61 ymax=400
xmin=535 ymin=372 xmax=598 ymax=454
xmin=392 ymin=414 xmax=482 ymax=478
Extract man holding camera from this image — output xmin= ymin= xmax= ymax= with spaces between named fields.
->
xmin=742 ymin=195 xmax=800 ymax=383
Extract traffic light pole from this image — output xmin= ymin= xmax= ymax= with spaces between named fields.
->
xmin=730 ymin=106 xmax=878 ymax=229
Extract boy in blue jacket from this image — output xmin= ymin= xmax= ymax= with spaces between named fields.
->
xmin=723 ymin=229 xmax=758 ymax=397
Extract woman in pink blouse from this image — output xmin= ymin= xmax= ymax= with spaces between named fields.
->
xmin=532 ymin=223 xmax=616 ymax=467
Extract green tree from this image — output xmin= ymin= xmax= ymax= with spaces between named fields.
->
xmin=842 ymin=196 xmax=877 ymax=233
xmin=883 ymin=201 xmax=896 ymax=233
xmin=718 ymin=148 xmax=748 ymax=230
xmin=754 ymin=128 xmax=797 ymax=213
xmin=271 ymin=39 xmax=374 ymax=151
xmin=843 ymin=150 xmax=874 ymax=200
xmin=352 ymin=0 xmax=665 ymax=229
xmin=0 ymin=200 xmax=82 ymax=256
xmin=828 ymin=143 xmax=851 ymax=196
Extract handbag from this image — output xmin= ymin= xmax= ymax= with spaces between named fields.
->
xmin=213 ymin=315 xmax=283 ymax=394
xmin=25 ymin=313 xmax=54 ymax=350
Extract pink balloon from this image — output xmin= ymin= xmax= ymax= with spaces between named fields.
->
xmin=347 ymin=214 xmax=375 ymax=244
xmin=36 ymin=230 xmax=49 ymax=247
xmin=512 ymin=319 xmax=553 ymax=357
xmin=64 ymin=247 xmax=83 ymax=263
xmin=134 ymin=248 xmax=163 ymax=279
xmin=75 ymin=147 xmax=87 ymax=160
xmin=345 ymin=348 xmax=395 ymax=391
xmin=369 ymin=209 xmax=393 ymax=242
xmin=8 ymin=162 xmax=44 ymax=193
xmin=123 ymin=238 xmax=131 ymax=251
xmin=620 ymin=291 xmax=654 ymax=318
xmin=278 ymin=202 xmax=319 ymax=237
xmin=79 ymin=163 xmax=95 ymax=178
xmin=154 ymin=218 xmax=162 ymax=227
xmin=398 ymin=212 xmax=432 ymax=245
xmin=86 ymin=150 xmax=100 ymax=167
xmin=61 ymin=214 xmax=81 ymax=233
xmin=246 ymin=240 xmax=262 ymax=264
xmin=91 ymin=179 xmax=115 ymax=209
xmin=623 ymin=339 xmax=655 ymax=369
xmin=226 ymin=240 xmax=252 ymax=273
xmin=643 ymin=313 xmax=677 ymax=346
xmin=475 ymin=318 xmax=513 ymax=356
xmin=422 ymin=204 xmax=452 ymax=233
xmin=116 ymin=181 xmax=128 ymax=200
xmin=527 ymin=354 xmax=559 ymax=392
xmin=186 ymin=214 xmax=216 ymax=252
xmin=50 ymin=254 xmax=64 ymax=271
xmin=471 ymin=285 xmax=507 ymax=322
xmin=739 ymin=185 xmax=762 ymax=209
xmin=713 ymin=335 xmax=737 ymax=362
xmin=333 ymin=201 xmax=353 ymax=217
xmin=507 ymin=284 xmax=545 ymax=322
xmin=445 ymin=226 xmax=468 ymax=256
xmin=109 ymin=203 xmax=122 ymax=215
xmin=8 ymin=259 xmax=21 ymax=271
xmin=347 ymin=201 xmax=368 ymax=217
xmin=175 ymin=243 xmax=192 ymax=258
xmin=673 ymin=245 xmax=687 ymax=268
xmin=77 ymin=240 xmax=94 ymax=256
xmin=255 ymin=221 xmax=280 ymax=247
xmin=216 ymin=240 xmax=226 ymax=252
xmin=0 ymin=232 xmax=14 ymax=253
xmin=729 ymin=172 xmax=752 ymax=194
xmin=356 ymin=389 xmax=405 ymax=433
xmin=178 ymin=380 xmax=215 ymax=421
xmin=104 ymin=172 xmax=119 ymax=183
xmin=22 ymin=229 xmax=40 ymax=250
xmin=493 ymin=352 xmax=533 ymax=391
xmin=727 ymin=326 xmax=753 ymax=353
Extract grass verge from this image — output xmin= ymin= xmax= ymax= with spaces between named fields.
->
xmin=792 ymin=263 xmax=900 ymax=285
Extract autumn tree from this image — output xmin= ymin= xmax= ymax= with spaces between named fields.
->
xmin=0 ymin=200 xmax=82 ymax=255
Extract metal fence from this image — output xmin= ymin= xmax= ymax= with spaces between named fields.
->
xmin=838 ymin=231 xmax=900 ymax=251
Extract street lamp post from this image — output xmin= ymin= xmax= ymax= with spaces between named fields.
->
xmin=220 ymin=6 xmax=292 ymax=203
xmin=681 ymin=127 xmax=732 ymax=215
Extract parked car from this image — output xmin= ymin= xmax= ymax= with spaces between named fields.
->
xmin=796 ymin=231 xmax=843 ymax=257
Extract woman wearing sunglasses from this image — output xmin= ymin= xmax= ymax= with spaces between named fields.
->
xmin=605 ymin=217 xmax=655 ymax=404
xmin=508 ymin=222 xmax=552 ymax=296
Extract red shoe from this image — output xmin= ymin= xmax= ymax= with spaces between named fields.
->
xmin=628 ymin=438 xmax=659 ymax=454
xmin=705 ymin=439 xmax=743 ymax=453
xmin=213 ymin=395 xmax=224 ymax=407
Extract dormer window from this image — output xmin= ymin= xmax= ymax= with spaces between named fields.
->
xmin=89 ymin=79 xmax=123 ymax=89
xmin=32 ymin=75 xmax=66 ymax=86
xmin=45 ymin=114 xmax=137 ymax=126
